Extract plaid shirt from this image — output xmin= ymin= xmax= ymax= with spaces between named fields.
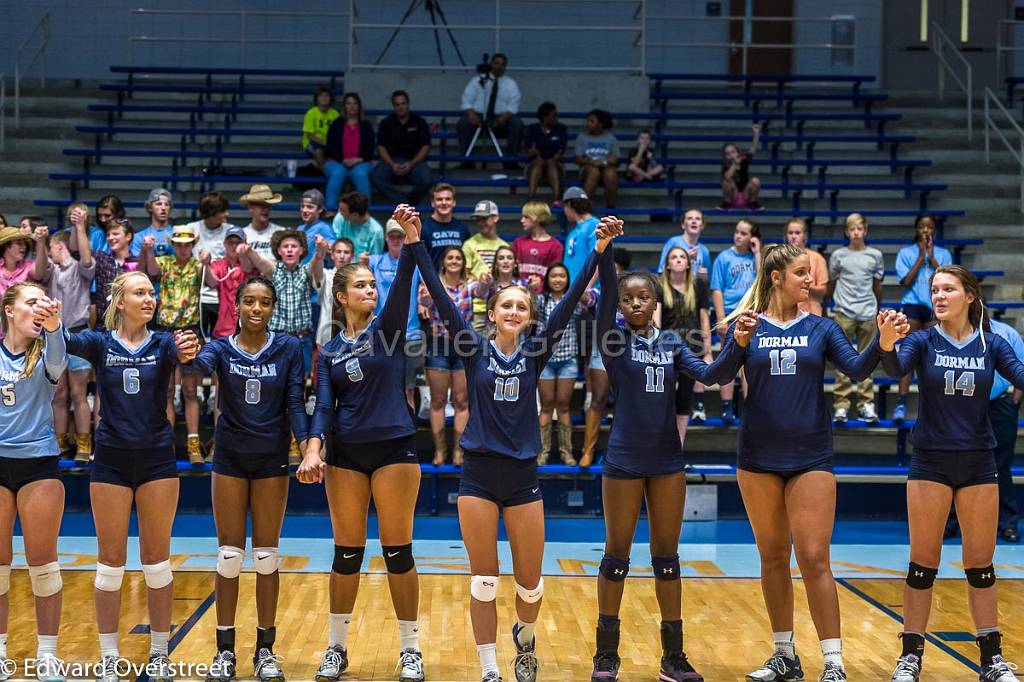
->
xmin=422 ymin=278 xmax=474 ymax=336
xmin=538 ymin=289 xmax=597 ymax=363
xmin=268 ymin=261 xmax=314 ymax=333
xmin=92 ymin=251 xmax=142 ymax=328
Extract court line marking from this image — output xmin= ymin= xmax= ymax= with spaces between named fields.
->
xmin=836 ymin=578 xmax=979 ymax=673
xmin=136 ymin=590 xmax=215 ymax=682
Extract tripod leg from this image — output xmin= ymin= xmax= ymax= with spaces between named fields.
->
xmin=430 ymin=0 xmax=467 ymax=66
xmin=465 ymin=125 xmax=483 ymax=157
xmin=374 ymin=0 xmax=424 ymax=66
xmin=488 ymin=126 xmax=504 ymax=158
xmin=425 ymin=1 xmax=446 ymax=67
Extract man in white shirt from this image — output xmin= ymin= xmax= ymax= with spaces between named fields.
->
xmin=455 ymin=53 xmax=524 ymax=167
xmin=240 ymin=184 xmax=286 ymax=261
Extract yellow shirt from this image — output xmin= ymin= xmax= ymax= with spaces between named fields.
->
xmin=302 ymin=107 xmax=340 ymax=149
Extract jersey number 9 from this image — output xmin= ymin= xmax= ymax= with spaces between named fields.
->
xmin=122 ymin=368 xmax=141 ymax=395
xmin=0 ymin=385 xmax=14 ymax=407
xmin=345 ymin=358 xmax=364 ymax=383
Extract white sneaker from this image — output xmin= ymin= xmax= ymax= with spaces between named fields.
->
xmin=858 ymin=403 xmax=880 ymax=423
xmin=35 ymin=654 xmax=66 ymax=682
xmin=583 ymin=392 xmax=593 ymax=413
xmin=833 ymin=407 xmax=848 ymax=423
xmin=417 ymin=387 xmax=431 ymax=421
xmin=444 ymin=401 xmax=455 ymax=419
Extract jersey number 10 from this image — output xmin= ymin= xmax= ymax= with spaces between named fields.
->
xmin=493 ymin=377 xmax=521 ymax=402
xmin=943 ymin=370 xmax=976 ymax=397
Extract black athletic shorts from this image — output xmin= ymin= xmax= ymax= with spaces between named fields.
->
xmin=213 ymin=447 xmax=289 ymax=480
xmin=91 ymin=444 xmax=178 ymax=489
xmin=738 ymin=457 xmax=834 ymax=481
xmin=459 ymin=451 xmax=542 ymax=508
xmin=0 ymin=456 xmax=60 ymax=494
xmin=601 ymin=459 xmax=686 ymax=480
xmin=327 ymin=434 xmax=419 ymax=476
xmin=674 ymin=374 xmax=696 ymax=416
xmin=909 ymin=449 xmax=998 ymax=489
xmin=902 ymin=304 xmax=934 ymax=325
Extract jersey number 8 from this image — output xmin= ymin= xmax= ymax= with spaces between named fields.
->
xmin=943 ymin=370 xmax=975 ymax=397
xmin=493 ymin=377 xmax=520 ymax=402
xmin=769 ymin=349 xmax=797 ymax=376
xmin=244 ymin=379 xmax=261 ymax=405
xmin=122 ymin=368 xmax=141 ymax=395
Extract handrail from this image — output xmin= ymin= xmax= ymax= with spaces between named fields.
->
xmin=930 ymin=21 xmax=972 ymax=140
xmin=996 ymin=19 xmax=1024 ymax=83
xmin=983 ymin=86 xmax=1024 ymax=212
xmin=14 ymin=10 xmax=50 ymax=129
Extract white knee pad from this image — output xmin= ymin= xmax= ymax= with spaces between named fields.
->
xmin=142 ymin=560 xmax=173 ymax=589
xmin=515 ymin=578 xmax=544 ymax=604
xmin=94 ymin=563 xmax=126 ymax=592
xmin=0 ymin=565 xmax=9 ymax=596
xmin=470 ymin=575 xmax=499 ymax=602
xmin=28 ymin=562 xmax=62 ymax=598
xmin=217 ymin=545 xmax=244 ymax=579
xmin=252 ymin=547 xmax=280 ymax=576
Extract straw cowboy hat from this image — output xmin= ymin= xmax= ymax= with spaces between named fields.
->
xmin=0 ymin=227 xmax=34 ymax=249
xmin=239 ymin=184 xmax=283 ymax=205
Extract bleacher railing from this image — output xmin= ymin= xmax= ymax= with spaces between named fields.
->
xmin=930 ymin=21 xmax=972 ymax=140
xmin=983 ymin=86 xmax=1024 ymax=213
xmin=14 ymin=10 xmax=50 ymax=129
xmin=996 ymin=19 xmax=1024 ymax=83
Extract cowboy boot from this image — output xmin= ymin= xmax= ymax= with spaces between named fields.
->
xmin=557 ymin=422 xmax=576 ymax=466
xmin=538 ymin=421 xmax=552 ymax=465
xmin=452 ymin=429 xmax=464 ymax=467
xmin=579 ymin=410 xmax=601 ymax=467
xmin=432 ymin=429 xmax=448 ymax=466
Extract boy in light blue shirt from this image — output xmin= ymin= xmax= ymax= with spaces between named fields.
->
xmin=658 ymin=208 xmax=711 ymax=278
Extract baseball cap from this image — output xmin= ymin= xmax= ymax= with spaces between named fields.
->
xmin=170 ymin=224 xmax=197 ymax=243
xmin=561 ymin=187 xmax=588 ymax=202
xmin=223 ymin=226 xmax=247 ymax=242
xmin=147 ymin=188 xmax=173 ymax=204
xmin=471 ymin=200 xmax=499 ymax=218
xmin=301 ymin=189 xmax=325 ymax=207
xmin=385 ymin=219 xmax=405 ymax=236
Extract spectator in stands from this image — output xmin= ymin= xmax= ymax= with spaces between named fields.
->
xmin=456 ymin=52 xmax=523 ymax=166
xmin=523 ymin=102 xmax=567 ymax=202
xmin=785 ymin=217 xmax=828 ymax=316
xmin=463 ymin=200 xmax=508 ymax=330
xmin=658 ymin=209 xmax=710 ymax=277
xmin=18 ymin=216 xmax=42 ymax=233
xmin=574 ymin=109 xmax=620 ymax=208
xmin=240 ymin=184 xmax=286 ymax=261
xmin=513 ymin=201 xmax=563 ymax=294
xmin=827 ymin=213 xmax=883 ymax=424
xmin=0 ymin=214 xmax=5 ymax=227
xmin=626 ymin=130 xmax=665 ymax=183
xmin=315 ymin=237 xmax=354 ymax=349
xmin=302 ymin=86 xmax=339 ymax=170
xmin=198 ymin=227 xmax=262 ymax=341
xmin=989 ymin=316 xmax=1024 ymax=543
xmin=75 ymin=218 xmax=140 ymax=327
xmin=420 ymin=183 xmax=470 ymax=268
xmin=471 ymin=245 xmax=529 ymax=331
xmin=0 ymin=226 xmax=38 ymax=301
xmin=296 ymin=189 xmax=335 ymax=263
xmin=323 ymin=93 xmax=374 ymax=210
xmin=133 ymin=188 xmax=175 ymax=257
xmin=331 ymin=190 xmax=383 ymax=261
xmin=371 ymin=90 xmax=433 ymax=206
xmin=891 ymin=214 xmax=952 ymax=423
xmin=92 ymin=195 xmax=128 ymax=254
xmin=188 ymin=191 xmax=235 ymax=336
xmin=710 ymin=218 xmax=761 ymax=424
xmin=562 ymin=188 xmax=599 ymax=283
xmin=720 ymin=123 xmax=762 ymax=210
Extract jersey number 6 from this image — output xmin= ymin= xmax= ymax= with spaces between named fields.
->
xmin=122 ymin=368 xmax=141 ymax=394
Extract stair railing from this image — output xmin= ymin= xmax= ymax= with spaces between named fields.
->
xmin=14 ymin=10 xmax=50 ymax=129
xmin=931 ymin=21 xmax=973 ymax=140
xmin=983 ymin=86 xmax=1024 ymax=212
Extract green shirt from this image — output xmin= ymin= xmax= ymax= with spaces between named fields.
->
xmin=155 ymin=255 xmax=202 ymax=328
xmin=302 ymin=106 xmax=340 ymax=149
xmin=332 ymin=215 xmax=384 ymax=257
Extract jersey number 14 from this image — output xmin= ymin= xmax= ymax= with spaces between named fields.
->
xmin=943 ymin=370 xmax=976 ymax=397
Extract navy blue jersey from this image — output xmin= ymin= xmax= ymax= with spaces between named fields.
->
xmin=190 ymin=333 xmax=308 ymax=454
xmin=414 ymin=240 xmax=598 ymax=460
xmin=311 ymin=244 xmax=416 ymax=444
xmin=881 ymin=327 xmax=1024 ymax=451
xmin=596 ymin=248 xmax=744 ymax=476
xmin=737 ymin=313 xmax=880 ymax=470
xmin=66 ymin=329 xmax=179 ymax=449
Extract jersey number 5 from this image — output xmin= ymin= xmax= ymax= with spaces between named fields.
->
xmin=122 ymin=368 xmax=140 ymax=395
xmin=943 ymin=370 xmax=976 ymax=397
xmin=0 ymin=385 xmax=14 ymax=406
xmin=769 ymin=349 xmax=797 ymax=376
xmin=493 ymin=377 xmax=520 ymax=402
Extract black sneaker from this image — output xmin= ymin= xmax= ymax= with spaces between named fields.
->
xmin=747 ymin=653 xmax=804 ymax=681
xmin=591 ymin=651 xmax=620 ymax=681
xmin=206 ymin=651 xmax=236 ymax=682
xmin=818 ymin=663 xmax=846 ymax=682
xmin=659 ymin=650 xmax=703 ymax=681
xmin=253 ymin=648 xmax=284 ymax=682
xmin=980 ymin=655 xmax=1020 ymax=682
xmin=511 ymin=623 xmax=538 ymax=682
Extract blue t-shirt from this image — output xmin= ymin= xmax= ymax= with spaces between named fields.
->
xmin=895 ymin=243 xmax=953 ymax=308
xmin=369 ymin=251 xmax=423 ymax=342
xmin=989 ymin=320 xmax=1024 ymax=400
xmin=298 ymin=220 xmax=335 ymax=265
xmin=132 ymin=225 xmax=174 ymax=258
xmin=881 ymin=326 xmax=1024 ymax=452
xmin=710 ymin=247 xmax=757 ymax=313
xmin=420 ymin=216 xmax=470 ymax=269
xmin=657 ymin=235 xmax=711 ymax=275
xmin=0 ymin=328 xmax=67 ymax=459
xmin=190 ymin=332 xmax=309 ymax=455
xmin=564 ymin=216 xmax=599 ymax=283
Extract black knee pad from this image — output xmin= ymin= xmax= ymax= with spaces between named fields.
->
xmin=382 ymin=544 xmax=415 ymax=574
xmin=599 ymin=554 xmax=629 ymax=582
xmin=905 ymin=562 xmax=938 ymax=590
xmin=965 ymin=565 xmax=996 ymax=588
xmin=651 ymin=554 xmax=680 ymax=581
xmin=332 ymin=545 xmax=365 ymax=575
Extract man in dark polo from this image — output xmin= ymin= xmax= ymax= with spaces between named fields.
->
xmin=370 ymin=90 xmax=434 ymax=205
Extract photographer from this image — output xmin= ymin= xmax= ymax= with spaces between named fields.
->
xmin=456 ymin=53 xmax=523 ymax=169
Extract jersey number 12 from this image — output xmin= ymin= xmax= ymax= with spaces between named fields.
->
xmin=769 ymin=349 xmax=797 ymax=376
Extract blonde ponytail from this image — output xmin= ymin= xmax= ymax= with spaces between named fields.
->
xmin=722 ymin=243 xmax=805 ymax=326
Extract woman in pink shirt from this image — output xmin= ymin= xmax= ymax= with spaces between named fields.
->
xmin=323 ymin=93 xmax=375 ymax=211
xmin=0 ymin=226 xmax=38 ymax=301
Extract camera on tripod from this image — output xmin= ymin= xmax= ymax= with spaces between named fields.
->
xmin=476 ymin=53 xmax=492 ymax=84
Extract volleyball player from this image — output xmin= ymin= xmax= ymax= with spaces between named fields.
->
xmin=721 ymin=244 xmax=905 ymax=682
xmin=880 ymin=266 xmax=1024 ymax=682
xmin=0 ymin=284 xmax=67 ymax=681
xmin=300 ymin=208 xmax=424 ymax=682
xmin=177 ymin=276 xmax=307 ymax=682
xmin=589 ymin=239 xmax=756 ymax=682
xmin=65 ymin=271 xmax=195 ymax=682
xmin=413 ymin=206 xmax=621 ymax=682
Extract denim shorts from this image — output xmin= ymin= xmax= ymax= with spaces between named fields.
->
xmin=589 ymin=335 xmax=606 ymax=372
xmin=67 ymin=354 xmax=92 ymax=372
xmin=540 ymin=357 xmax=578 ymax=380
xmin=424 ymin=335 xmax=465 ymax=372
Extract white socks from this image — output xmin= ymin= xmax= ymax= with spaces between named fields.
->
xmin=329 ymin=613 xmax=352 ymax=649
xmin=37 ymin=634 xmax=58 ymax=659
xmin=99 ymin=632 xmax=119 ymax=659
xmin=0 ymin=633 xmax=6 ymax=658
xmin=398 ymin=620 xmax=419 ymax=652
xmin=476 ymin=643 xmax=498 ymax=676
xmin=773 ymin=630 xmax=795 ymax=658
xmin=821 ymin=638 xmax=843 ymax=668
xmin=516 ymin=620 xmax=536 ymax=647
xmin=150 ymin=630 xmax=169 ymax=656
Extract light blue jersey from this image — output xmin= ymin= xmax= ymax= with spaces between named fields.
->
xmin=710 ymin=247 xmax=756 ymax=313
xmin=658 ymin=235 xmax=710 ymax=274
xmin=0 ymin=328 xmax=67 ymax=458
xmin=565 ymin=216 xmax=599 ymax=283
xmin=990 ymin=319 xmax=1024 ymax=400
xmin=370 ymin=252 xmax=423 ymax=342
xmin=895 ymin=243 xmax=952 ymax=308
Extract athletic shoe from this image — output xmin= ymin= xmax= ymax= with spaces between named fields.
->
xmin=187 ymin=435 xmax=204 ymax=466
xmin=35 ymin=654 xmax=66 ymax=682
xmin=689 ymin=404 xmax=706 ymax=424
xmin=659 ymin=651 xmax=703 ymax=681
xmin=481 ymin=672 xmax=503 ymax=682
xmin=981 ymin=656 xmax=1020 ymax=682
xmin=817 ymin=663 xmax=845 ymax=682
xmin=892 ymin=402 xmax=907 ymax=423
xmin=747 ymin=653 xmax=804 ymax=681
xmin=0 ymin=656 xmax=12 ymax=682
xmin=890 ymin=654 xmax=921 ymax=682
xmin=253 ymin=648 xmax=284 ymax=682
xmin=444 ymin=400 xmax=455 ymax=419
xmin=314 ymin=646 xmax=348 ymax=682
xmin=721 ymin=403 xmax=736 ymax=425
xmin=512 ymin=624 xmax=538 ymax=682
xmin=95 ymin=656 xmax=123 ymax=682
xmin=75 ymin=432 xmax=93 ymax=465
xmin=206 ymin=650 xmax=236 ymax=682
xmin=147 ymin=654 xmax=174 ymax=682
xmin=833 ymin=407 xmax=848 ymax=424
xmin=858 ymin=403 xmax=880 ymax=423
xmin=396 ymin=649 xmax=424 ymax=682
xmin=591 ymin=651 xmax=621 ymax=681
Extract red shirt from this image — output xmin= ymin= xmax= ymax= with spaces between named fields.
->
xmin=210 ymin=258 xmax=259 ymax=338
xmin=342 ymin=122 xmax=361 ymax=159
xmin=512 ymin=236 xmax=564 ymax=293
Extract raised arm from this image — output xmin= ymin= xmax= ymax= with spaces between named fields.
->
xmin=32 ymin=297 xmax=67 ymax=381
xmin=64 ymin=328 xmax=104 ymax=364
xmin=379 ymin=245 xmax=415 ymax=335
xmin=595 ymin=246 xmax=620 ymax=371
xmin=413 ymin=242 xmax=472 ymax=339
xmin=140 ymin=238 xmax=161 ymax=278
xmin=185 ymin=337 xmax=220 ymax=375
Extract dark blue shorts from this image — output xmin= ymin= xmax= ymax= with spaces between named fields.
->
xmin=327 ymin=434 xmax=419 ymax=477
xmin=91 ymin=444 xmax=178 ymax=489
xmin=459 ymin=451 xmax=542 ymax=508
xmin=910 ymin=449 xmax=998 ymax=489
xmin=0 ymin=456 xmax=60 ymax=494
xmin=738 ymin=457 xmax=833 ymax=481
xmin=601 ymin=458 xmax=686 ymax=480
xmin=213 ymin=448 xmax=289 ymax=480
xmin=902 ymin=303 xmax=934 ymax=325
